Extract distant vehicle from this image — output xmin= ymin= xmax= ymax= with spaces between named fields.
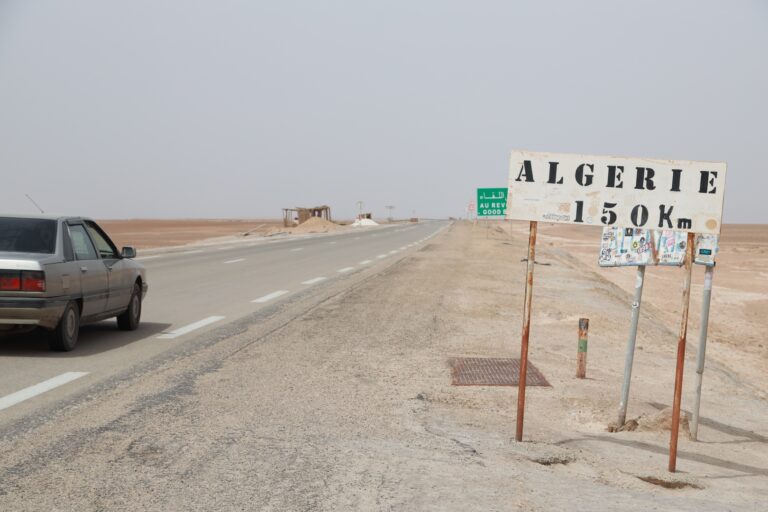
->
xmin=0 ymin=215 xmax=148 ymax=351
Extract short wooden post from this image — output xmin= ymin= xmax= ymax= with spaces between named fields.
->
xmin=576 ymin=318 xmax=589 ymax=378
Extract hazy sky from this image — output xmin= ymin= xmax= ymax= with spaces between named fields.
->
xmin=1 ymin=1 xmax=766 ymax=221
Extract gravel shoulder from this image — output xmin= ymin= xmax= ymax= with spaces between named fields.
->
xmin=1 ymin=221 xmax=766 ymax=511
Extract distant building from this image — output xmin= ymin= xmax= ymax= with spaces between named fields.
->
xmin=282 ymin=205 xmax=332 ymax=227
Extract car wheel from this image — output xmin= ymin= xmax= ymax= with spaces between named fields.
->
xmin=117 ymin=282 xmax=142 ymax=331
xmin=49 ymin=301 xmax=80 ymax=352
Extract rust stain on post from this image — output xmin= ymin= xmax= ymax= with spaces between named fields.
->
xmin=669 ymin=232 xmax=695 ymax=473
xmin=516 ymin=220 xmax=537 ymax=442
xmin=576 ymin=318 xmax=589 ymax=379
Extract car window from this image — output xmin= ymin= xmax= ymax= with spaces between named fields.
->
xmin=68 ymin=225 xmax=98 ymax=260
xmin=0 ymin=217 xmax=57 ymax=254
xmin=85 ymin=222 xmax=119 ymax=259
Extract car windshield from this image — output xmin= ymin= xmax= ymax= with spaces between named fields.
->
xmin=0 ymin=217 xmax=57 ymax=254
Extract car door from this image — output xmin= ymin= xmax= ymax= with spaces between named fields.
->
xmin=85 ymin=220 xmax=132 ymax=313
xmin=66 ymin=223 xmax=109 ymax=318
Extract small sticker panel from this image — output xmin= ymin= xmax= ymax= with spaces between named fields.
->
xmin=695 ymin=234 xmax=719 ymax=267
xmin=599 ymin=228 xmax=719 ymax=267
xmin=656 ymin=230 xmax=687 ymax=266
xmin=598 ymin=228 xmax=655 ymax=267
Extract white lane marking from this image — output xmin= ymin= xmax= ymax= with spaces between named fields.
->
xmin=328 ymin=241 xmax=337 ymax=245
xmin=290 ymin=247 xmax=304 ymax=252
xmin=377 ymin=254 xmax=388 ymax=259
xmin=354 ymin=237 xmax=361 ymax=240
xmin=177 ymin=250 xmax=204 ymax=256
xmin=137 ymin=255 xmax=163 ymax=261
xmin=359 ymin=260 xmax=372 ymax=265
xmin=399 ymin=246 xmax=407 ymax=250
xmin=252 ymin=290 xmax=289 ymax=303
xmin=158 ymin=316 xmax=225 ymax=339
xmin=389 ymin=250 xmax=398 ymax=254
xmin=0 ymin=372 xmax=89 ymax=412
xmin=337 ymin=267 xmax=355 ymax=273
xmin=302 ymin=277 xmax=327 ymax=285
xmin=224 ymin=258 xmax=246 ymax=264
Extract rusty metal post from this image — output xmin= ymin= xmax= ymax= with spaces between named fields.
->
xmin=669 ymin=232 xmax=695 ymax=472
xmin=576 ymin=318 xmax=589 ymax=378
xmin=691 ymin=264 xmax=715 ymax=440
xmin=516 ymin=220 xmax=537 ymax=442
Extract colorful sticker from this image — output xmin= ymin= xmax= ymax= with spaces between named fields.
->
xmin=655 ymin=230 xmax=687 ymax=266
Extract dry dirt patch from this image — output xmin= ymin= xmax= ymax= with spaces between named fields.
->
xmin=98 ymin=218 xmax=282 ymax=249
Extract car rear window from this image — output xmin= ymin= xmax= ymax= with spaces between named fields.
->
xmin=0 ymin=218 xmax=57 ymax=254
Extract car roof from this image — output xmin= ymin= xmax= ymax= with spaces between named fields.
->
xmin=0 ymin=213 xmax=93 ymax=223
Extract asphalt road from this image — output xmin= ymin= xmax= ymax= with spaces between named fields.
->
xmin=0 ymin=221 xmax=448 ymax=427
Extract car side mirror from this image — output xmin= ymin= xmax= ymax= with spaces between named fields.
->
xmin=121 ymin=246 xmax=137 ymax=259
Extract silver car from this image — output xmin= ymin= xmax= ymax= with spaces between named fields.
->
xmin=0 ymin=215 xmax=148 ymax=351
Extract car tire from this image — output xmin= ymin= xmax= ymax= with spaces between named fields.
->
xmin=49 ymin=301 xmax=80 ymax=352
xmin=117 ymin=282 xmax=142 ymax=331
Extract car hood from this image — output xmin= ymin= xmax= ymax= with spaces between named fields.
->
xmin=0 ymin=252 xmax=64 ymax=270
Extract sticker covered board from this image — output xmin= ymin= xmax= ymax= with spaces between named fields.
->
xmin=599 ymin=228 xmax=719 ymax=267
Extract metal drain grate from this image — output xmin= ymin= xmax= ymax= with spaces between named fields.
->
xmin=450 ymin=357 xmax=550 ymax=387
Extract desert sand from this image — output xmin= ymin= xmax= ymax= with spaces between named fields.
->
xmin=2 ymin=220 xmax=765 ymax=509
xmin=530 ymin=222 xmax=768 ymax=395
xmin=98 ymin=219 xmax=283 ymax=249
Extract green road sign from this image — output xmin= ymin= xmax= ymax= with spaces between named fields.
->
xmin=477 ymin=188 xmax=508 ymax=217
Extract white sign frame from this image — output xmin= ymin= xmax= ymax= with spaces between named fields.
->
xmin=506 ymin=150 xmax=726 ymax=235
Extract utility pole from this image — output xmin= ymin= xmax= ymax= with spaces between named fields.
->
xmin=385 ymin=205 xmax=395 ymax=222
xmin=356 ymin=201 xmax=363 ymax=220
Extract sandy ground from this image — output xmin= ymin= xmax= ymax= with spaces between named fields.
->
xmin=1 ymin=221 xmax=767 ymax=510
xmin=98 ymin=219 xmax=284 ymax=249
xmin=531 ymin=222 xmax=768 ymax=400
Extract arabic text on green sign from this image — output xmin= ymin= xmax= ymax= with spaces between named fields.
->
xmin=477 ymin=188 xmax=508 ymax=217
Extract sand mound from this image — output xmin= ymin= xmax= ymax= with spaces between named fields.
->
xmin=609 ymin=407 xmax=691 ymax=437
xmin=262 ymin=217 xmax=346 ymax=236
xmin=292 ymin=217 xmax=346 ymax=234
xmin=637 ymin=407 xmax=691 ymax=435
xmin=352 ymin=218 xmax=379 ymax=227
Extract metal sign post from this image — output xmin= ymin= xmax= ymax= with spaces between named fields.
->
xmin=669 ymin=232 xmax=696 ymax=472
xmin=516 ymin=220 xmax=537 ymax=442
xmin=598 ymin=227 xmax=657 ymax=427
xmin=617 ymin=264 xmax=646 ymax=426
xmin=691 ymin=264 xmax=715 ymax=440
xmin=506 ymin=150 xmax=726 ymax=469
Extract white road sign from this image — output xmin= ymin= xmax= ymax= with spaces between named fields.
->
xmin=506 ymin=150 xmax=726 ymax=234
